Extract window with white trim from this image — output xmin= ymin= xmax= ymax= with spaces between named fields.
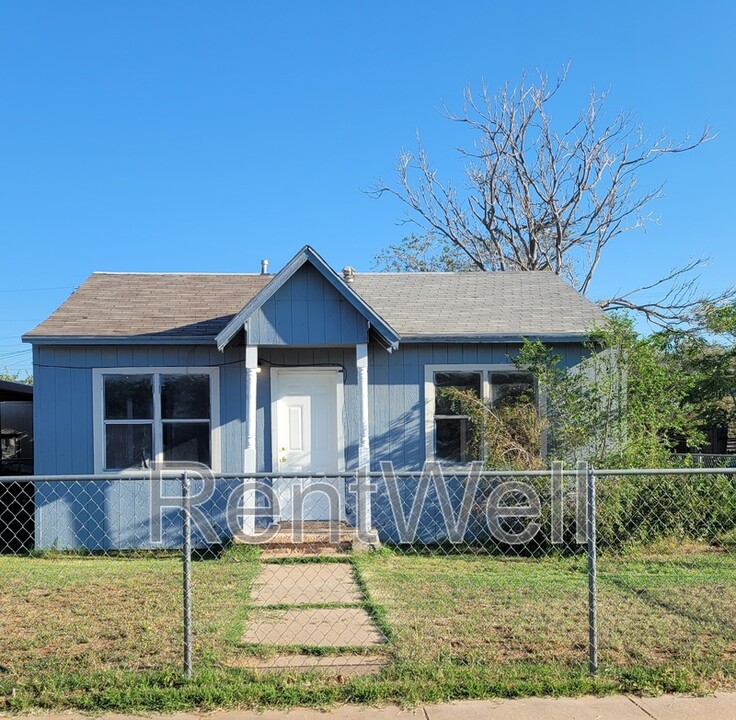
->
xmin=95 ymin=368 xmax=219 ymax=471
xmin=426 ymin=366 xmax=536 ymax=464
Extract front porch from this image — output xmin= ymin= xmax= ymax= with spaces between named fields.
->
xmin=237 ymin=345 xmax=377 ymax=539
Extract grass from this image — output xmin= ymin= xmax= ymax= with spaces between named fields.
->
xmin=0 ymin=542 xmax=735 ymax=712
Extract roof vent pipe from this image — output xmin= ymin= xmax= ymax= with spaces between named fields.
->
xmin=342 ymin=266 xmax=355 ymax=283
xmin=261 ymin=259 xmax=269 ymax=275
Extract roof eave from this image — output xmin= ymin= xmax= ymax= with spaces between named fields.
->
xmin=399 ymin=332 xmax=592 ymax=344
xmin=22 ymin=335 xmax=217 ymax=346
xmin=0 ymin=379 xmax=33 ymax=396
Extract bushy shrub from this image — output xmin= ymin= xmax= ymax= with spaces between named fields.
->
xmin=595 ymin=472 xmax=736 ymax=549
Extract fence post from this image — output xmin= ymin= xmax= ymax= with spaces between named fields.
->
xmin=182 ymin=470 xmax=193 ymax=679
xmin=586 ymin=464 xmax=598 ymax=675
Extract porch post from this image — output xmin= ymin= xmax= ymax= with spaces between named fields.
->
xmin=243 ymin=345 xmax=258 ymax=535
xmin=356 ymin=343 xmax=372 ymax=535
xmin=357 ymin=343 xmax=370 ymax=469
xmin=244 ymin=345 xmax=258 ymax=472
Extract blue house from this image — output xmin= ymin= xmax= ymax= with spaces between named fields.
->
xmin=23 ymin=246 xmax=605 ymax=548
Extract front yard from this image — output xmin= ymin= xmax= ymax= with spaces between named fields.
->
xmin=1 ymin=544 xmax=735 ymax=712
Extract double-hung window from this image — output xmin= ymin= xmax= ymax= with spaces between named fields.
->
xmin=425 ymin=365 xmax=536 ymax=464
xmin=94 ymin=368 xmax=220 ymax=472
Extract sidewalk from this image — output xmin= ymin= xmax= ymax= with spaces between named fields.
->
xmin=8 ymin=694 xmax=736 ymax=720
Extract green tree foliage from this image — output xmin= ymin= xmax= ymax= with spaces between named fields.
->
xmin=444 ymin=318 xmax=704 ymax=470
xmin=678 ymin=302 xmax=736 ymax=431
xmin=0 ymin=368 xmax=32 ymax=385
xmin=517 ymin=318 xmax=704 ymax=467
xmin=374 ymin=233 xmax=477 ymax=272
xmin=372 ymin=67 xmax=732 ymax=329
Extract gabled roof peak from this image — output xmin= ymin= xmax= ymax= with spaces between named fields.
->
xmin=214 ymin=245 xmax=400 ymax=351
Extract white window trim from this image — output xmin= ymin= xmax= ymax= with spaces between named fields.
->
xmin=92 ymin=366 xmax=221 ymax=474
xmin=270 ymin=367 xmax=346 ymax=474
xmin=424 ymin=363 xmax=536 ymax=466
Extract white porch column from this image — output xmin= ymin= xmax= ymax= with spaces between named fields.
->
xmin=244 ymin=345 xmax=258 ymax=472
xmin=357 ymin=343 xmax=370 ymax=469
xmin=356 ymin=343 xmax=372 ymax=536
xmin=242 ymin=345 xmax=258 ymax=535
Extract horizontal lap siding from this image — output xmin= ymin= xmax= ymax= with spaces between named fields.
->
xmin=248 ymin=263 xmax=368 ymax=346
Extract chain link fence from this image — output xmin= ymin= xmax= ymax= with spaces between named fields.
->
xmin=1 ymin=464 xmax=735 ymax=703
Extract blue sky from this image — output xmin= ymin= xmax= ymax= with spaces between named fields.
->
xmin=1 ymin=1 xmax=734 ymax=375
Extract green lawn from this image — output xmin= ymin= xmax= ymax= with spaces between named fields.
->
xmin=0 ymin=543 xmax=734 ymax=712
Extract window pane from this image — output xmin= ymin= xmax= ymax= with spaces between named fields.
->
xmin=161 ymin=375 xmax=210 ymax=419
xmin=491 ymin=372 xmax=535 ymax=408
xmin=162 ymin=422 xmax=211 ymax=466
xmin=436 ymin=417 xmax=478 ymax=463
xmin=104 ymin=375 xmax=153 ymax=420
xmin=105 ymin=424 xmax=153 ymax=470
xmin=434 ymin=371 xmax=482 ymax=415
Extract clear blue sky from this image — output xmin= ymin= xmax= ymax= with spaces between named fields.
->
xmin=1 ymin=1 xmax=734 ymax=375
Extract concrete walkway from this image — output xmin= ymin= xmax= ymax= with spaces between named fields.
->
xmin=241 ymin=562 xmax=385 ymax=674
xmin=9 ymin=694 xmax=736 ymax=719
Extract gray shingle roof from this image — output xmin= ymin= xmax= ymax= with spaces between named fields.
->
xmin=24 ymin=268 xmax=605 ymax=342
xmin=351 ymin=271 xmax=605 ymax=338
xmin=24 ymin=272 xmax=272 ymax=340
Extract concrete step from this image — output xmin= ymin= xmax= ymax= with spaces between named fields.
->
xmin=233 ymin=521 xmax=378 ymax=557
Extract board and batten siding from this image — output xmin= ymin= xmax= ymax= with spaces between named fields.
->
xmin=254 ymin=341 xmax=585 ymax=473
xmin=247 ymin=263 xmax=369 ymax=346
xmin=31 ymin=338 xmax=587 ymax=548
xmin=32 ymin=344 xmax=249 ymax=475
xmin=368 ymin=341 xmax=585 ymax=472
xmin=32 ymin=344 xmax=247 ymax=549
xmin=31 ymin=339 xmax=586 ymax=475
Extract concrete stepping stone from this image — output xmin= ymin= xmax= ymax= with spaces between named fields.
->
xmin=250 ymin=563 xmax=363 ymax=606
xmin=226 ymin=653 xmax=387 ymax=676
xmin=243 ymin=607 xmax=385 ymax=647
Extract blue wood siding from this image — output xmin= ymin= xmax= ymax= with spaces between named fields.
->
xmin=31 ymin=338 xmax=587 ymax=548
xmin=247 ymin=263 xmax=369 ymax=346
xmin=33 ymin=344 xmax=247 ymax=475
xmin=368 ymin=341 xmax=586 ymax=472
xmin=32 ymin=344 xmax=247 ymax=549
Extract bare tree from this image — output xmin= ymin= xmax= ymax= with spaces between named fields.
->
xmin=371 ymin=66 xmax=732 ymax=328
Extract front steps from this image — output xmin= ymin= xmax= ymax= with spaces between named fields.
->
xmin=233 ymin=521 xmax=380 ymax=557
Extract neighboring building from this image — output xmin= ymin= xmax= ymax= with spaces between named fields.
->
xmin=0 ymin=379 xmax=34 ymax=551
xmin=23 ymin=245 xmax=605 ymax=548
xmin=0 ymin=379 xmax=33 ymax=475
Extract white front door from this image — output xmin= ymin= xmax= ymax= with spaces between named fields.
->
xmin=271 ymin=369 xmax=345 ymax=521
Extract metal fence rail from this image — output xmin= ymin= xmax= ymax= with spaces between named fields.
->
xmin=1 ymin=464 xmax=735 ymax=692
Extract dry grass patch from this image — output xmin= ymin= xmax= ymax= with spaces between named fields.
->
xmin=354 ymin=553 xmax=589 ymax=666
xmin=355 ymin=546 xmax=736 ymax=683
xmin=0 ymin=548 xmax=260 ymax=675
